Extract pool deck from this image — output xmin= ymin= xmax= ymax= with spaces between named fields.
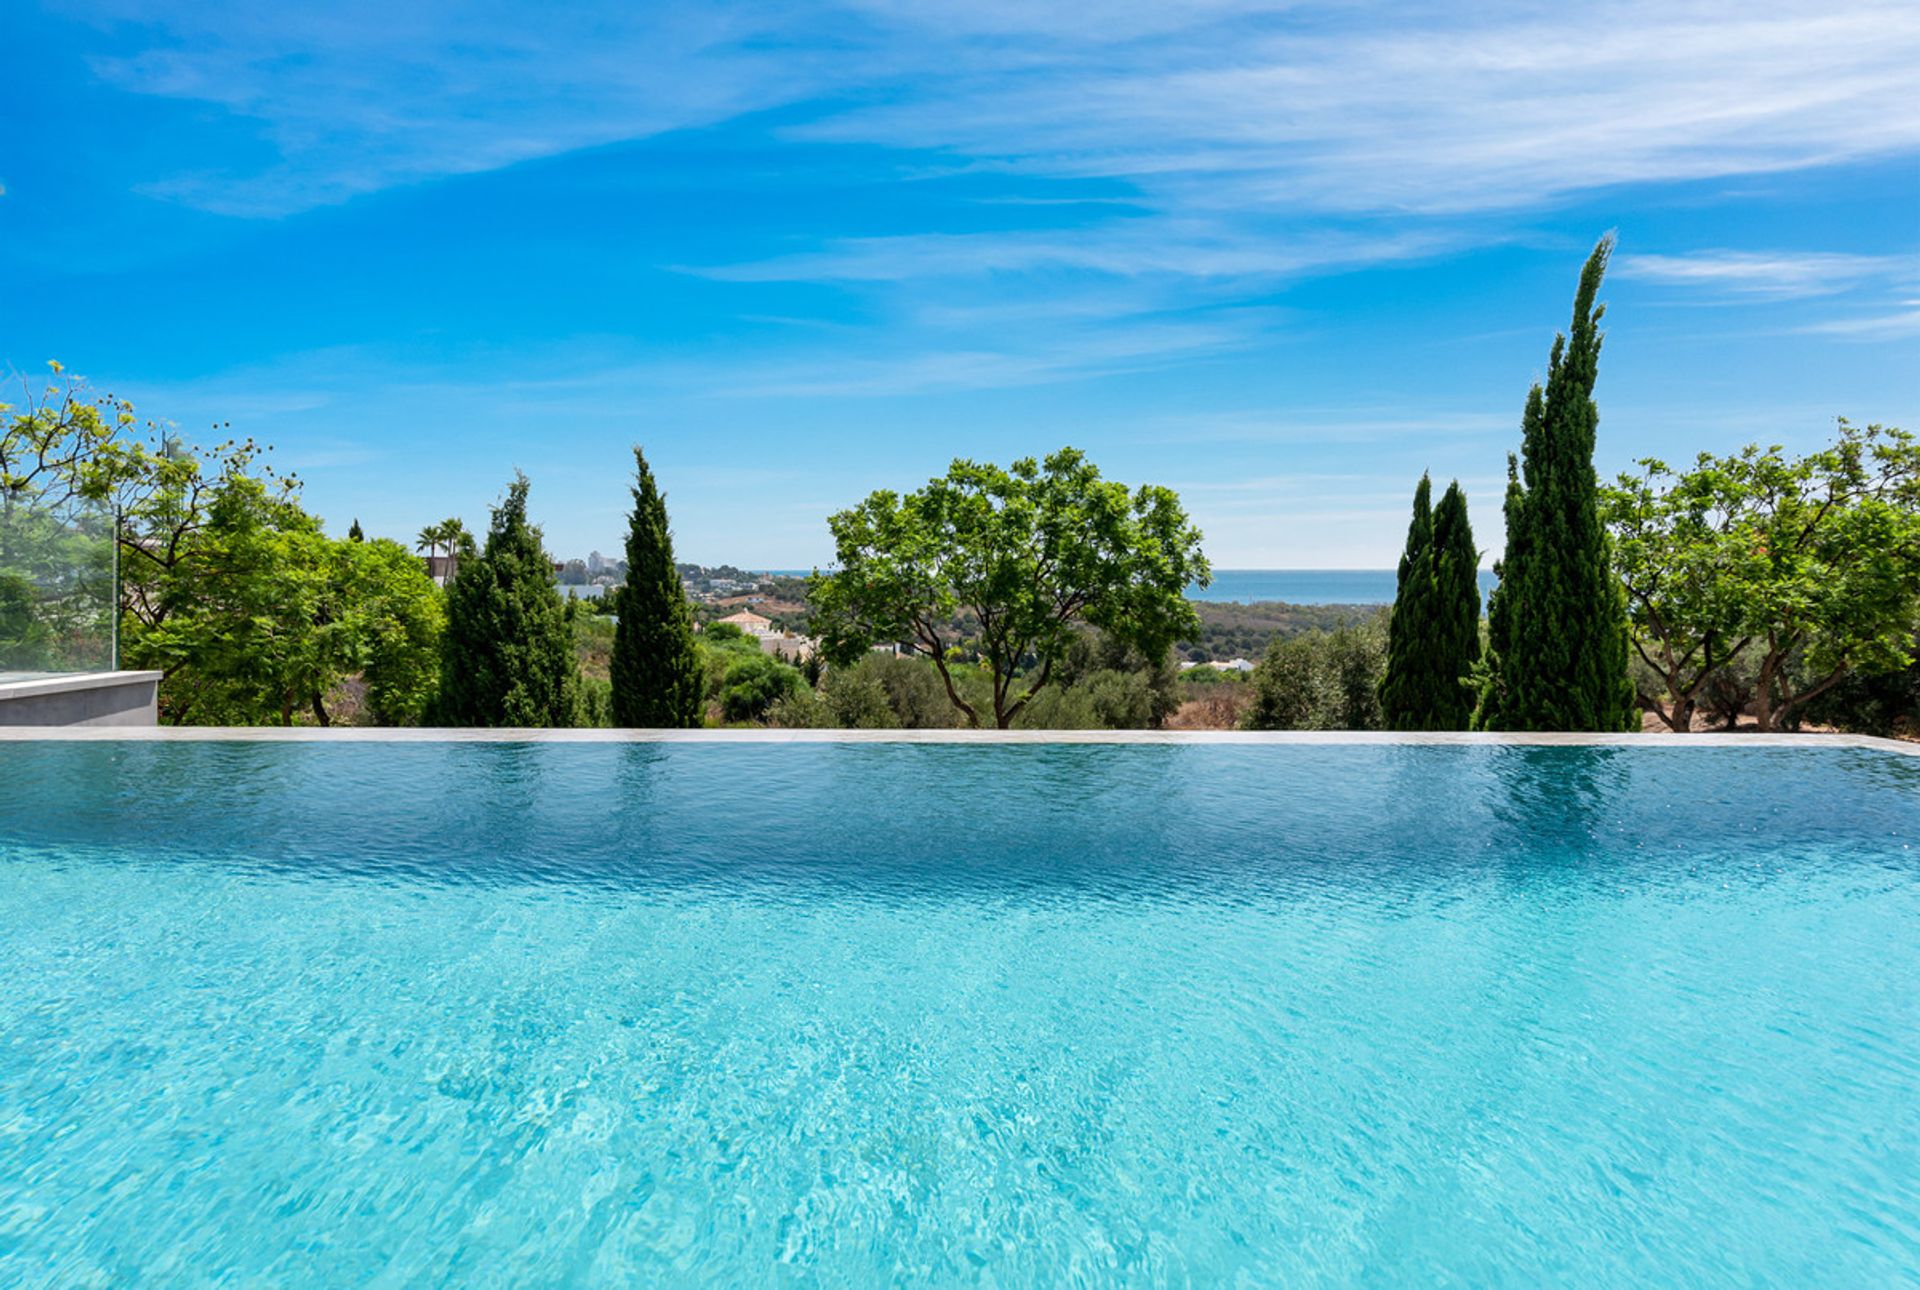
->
xmin=0 ymin=726 xmax=1914 ymax=754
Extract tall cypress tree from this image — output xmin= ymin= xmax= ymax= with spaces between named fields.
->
xmin=1473 ymin=236 xmax=1635 ymax=731
xmin=1427 ymin=480 xmax=1482 ymax=729
xmin=1379 ymin=474 xmax=1436 ymax=728
xmin=610 ymin=446 xmax=704 ymax=727
xmin=1380 ymin=475 xmax=1482 ymax=730
xmin=431 ymin=474 xmax=580 ymax=727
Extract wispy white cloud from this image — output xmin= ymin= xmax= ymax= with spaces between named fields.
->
xmin=703 ymin=308 xmax=1277 ymax=397
xmin=1798 ymin=304 xmax=1920 ymax=338
xmin=65 ymin=0 xmax=1920 ymax=223
xmin=699 ymin=221 xmax=1461 ymax=286
xmin=807 ymin=0 xmax=1920 ymax=215
xmin=74 ymin=0 xmax=829 ymax=216
xmin=1615 ymin=250 xmax=1909 ymax=299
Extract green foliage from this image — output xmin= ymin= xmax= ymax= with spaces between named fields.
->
xmin=1795 ymin=638 xmax=1919 ymax=737
xmin=610 ymin=446 xmax=703 ymax=727
xmin=1379 ymin=476 xmax=1481 ymax=730
xmin=1177 ymin=599 xmax=1376 ymax=663
xmin=696 ymin=623 xmax=762 ymax=712
xmin=719 ymin=651 xmax=804 ymax=722
xmin=0 ymin=368 xmax=119 ymax=672
xmin=1603 ymin=420 xmax=1920 ymax=730
xmin=120 ymin=477 xmax=439 ymax=725
xmin=1018 ymin=629 xmax=1178 ymax=729
xmin=578 ymin=676 xmax=614 ymax=728
xmin=835 ymin=653 xmax=959 ymax=728
xmin=1476 ymin=237 xmax=1636 ymax=732
xmin=766 ymin=685 xmax=829 ymax=728
xmin=431 ymin=476 xmax=580 ymax=727
xmin=1244 ymin=612 xmax=1388 ymax=730
xmin=820 ymin=666 xmax=899 ymax=728
xmin=0 ymin=501 xmax=113 ymax=673
xmin=809 ymin=448 xmax=1209 ymax=728
xmin=1016 ymin=668 xmax=1159 ymax=729
xmin=351 ymin=538 xmax=444 ymax=725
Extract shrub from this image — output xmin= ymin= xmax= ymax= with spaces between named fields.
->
xmin=767 ymin=686 xmax=828 ymax=729
xmin=822 ymin=667 xmax=901 ymax=728
xmin=720 ymin=652 xmax=805 ymax=722
xmin=1244 ymin=613 xmax=1387 ymax=730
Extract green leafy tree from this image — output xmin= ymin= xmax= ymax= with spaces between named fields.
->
xmin=349 ymin=537 xmax=444 ymax=725
xmin=809 ymin=448 xmax=1209 ymax=728
xmin=1244 ymin=612 xmax=1389 ymax=731
xmin=610 ymin=446 xmax=703 ymax=727
xmin=1475 ymin=236 xmax=1636 ymax=732
xmin=122 ymin=479 xmax=443 ymax=726
xmin=129 ymin=478 xmax=345 ymax=724
xmin=432 ymin=475 xmax=579 ymax=727
xmin=1 ymin=363 xmax=215 ymax=672
xmin=1604 ymin=421 xmax=1920 ymax=731
xmin=4 ymin=364 xmax=439 ymax=722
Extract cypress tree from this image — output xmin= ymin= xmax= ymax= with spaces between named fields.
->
xmin=1473 ymin=236 xmax=1635 ymax=731
xmin=1380 ymin=475 xmax=1482 ymax=730
xmin=348 ymin=518 xmax=364 ymax=542
xmin=610 ymin=446 xmax=704 ymax=727
xmin=431 ymin=474 xmax=580 ymax=727
xmin=1378 ymin=474 xmax=1436 ymax=728
xmin=1427 ymin=480 xmax=1482 ymax=729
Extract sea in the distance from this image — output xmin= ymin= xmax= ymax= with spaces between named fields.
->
xmin=1187 ymin=568 xmax=1500 ymax=604
xmin=569 ymin=569 xmax=1501 ymax=606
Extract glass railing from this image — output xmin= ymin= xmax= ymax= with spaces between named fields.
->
xmin=0 ymin=491 xmax=116 ymax=679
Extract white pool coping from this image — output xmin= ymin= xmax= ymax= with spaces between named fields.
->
xmin=0 ymin=670 xmax=163 ymax=702
xmin=0 ymin=726 xmax=1914 ymax=755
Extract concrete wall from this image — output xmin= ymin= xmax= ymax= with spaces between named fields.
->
xmin=0 ymin=672 xmax=162 ymax=727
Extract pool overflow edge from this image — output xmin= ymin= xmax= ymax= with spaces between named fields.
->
xmin=0 ymin=728 xmax=1914 ymax=756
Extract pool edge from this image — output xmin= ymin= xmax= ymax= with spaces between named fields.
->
xmin=0 ymin=727 xmax=1914 ymax=755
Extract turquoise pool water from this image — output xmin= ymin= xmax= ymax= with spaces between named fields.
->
xmin=2 ymin=742 xmax=1917 ymax=1285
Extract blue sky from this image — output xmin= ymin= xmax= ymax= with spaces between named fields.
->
xmin=2 ymin=1 xmax=1916 ymax=567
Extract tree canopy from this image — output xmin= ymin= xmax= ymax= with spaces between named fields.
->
xmin=809 ymin=448 xmax=1209 ymax=728
xmin=1603 ymin=420 xmax=1920 ymax=731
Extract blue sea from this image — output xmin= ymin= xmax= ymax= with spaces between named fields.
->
xmin=4 ymin=741 xmax=1917 ymax=1284
xmin=1188 ymin=568 xmax=1500 ymax=604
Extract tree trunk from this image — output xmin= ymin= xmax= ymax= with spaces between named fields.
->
xmin=1753 ymin=652 xmax=1775 ymax=733
xmin=311 ymin=691 xmax=331 ymax=727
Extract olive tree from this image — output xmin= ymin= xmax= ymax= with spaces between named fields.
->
xmin=1603 ymin=420 xmax=1920 ymax=731
xmin=809 ymin=448 xmax=1209 ymax=728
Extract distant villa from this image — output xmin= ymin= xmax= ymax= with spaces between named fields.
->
xmin=711 ymin=609 xmax=814 ymax=662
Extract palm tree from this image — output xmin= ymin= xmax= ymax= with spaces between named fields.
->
xmin=416 ymin=518 xmax=473 ymax=582
xmin=441 ymin=518 xmax=473 ymax=581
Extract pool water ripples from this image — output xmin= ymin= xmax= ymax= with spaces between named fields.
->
xmin=1 ymin=742 xmax=1917 ymax=1284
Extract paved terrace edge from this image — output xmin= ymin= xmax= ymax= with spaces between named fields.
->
xmin=0 ymin=727 xmax=1914 ymax=756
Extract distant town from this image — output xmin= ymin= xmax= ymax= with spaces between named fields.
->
xmin=539 ymin=557 xmax=1366 ymax=673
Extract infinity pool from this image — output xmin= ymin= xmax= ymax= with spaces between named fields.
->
xmin=2 ymin=740 xmax=1917 ymax=1284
